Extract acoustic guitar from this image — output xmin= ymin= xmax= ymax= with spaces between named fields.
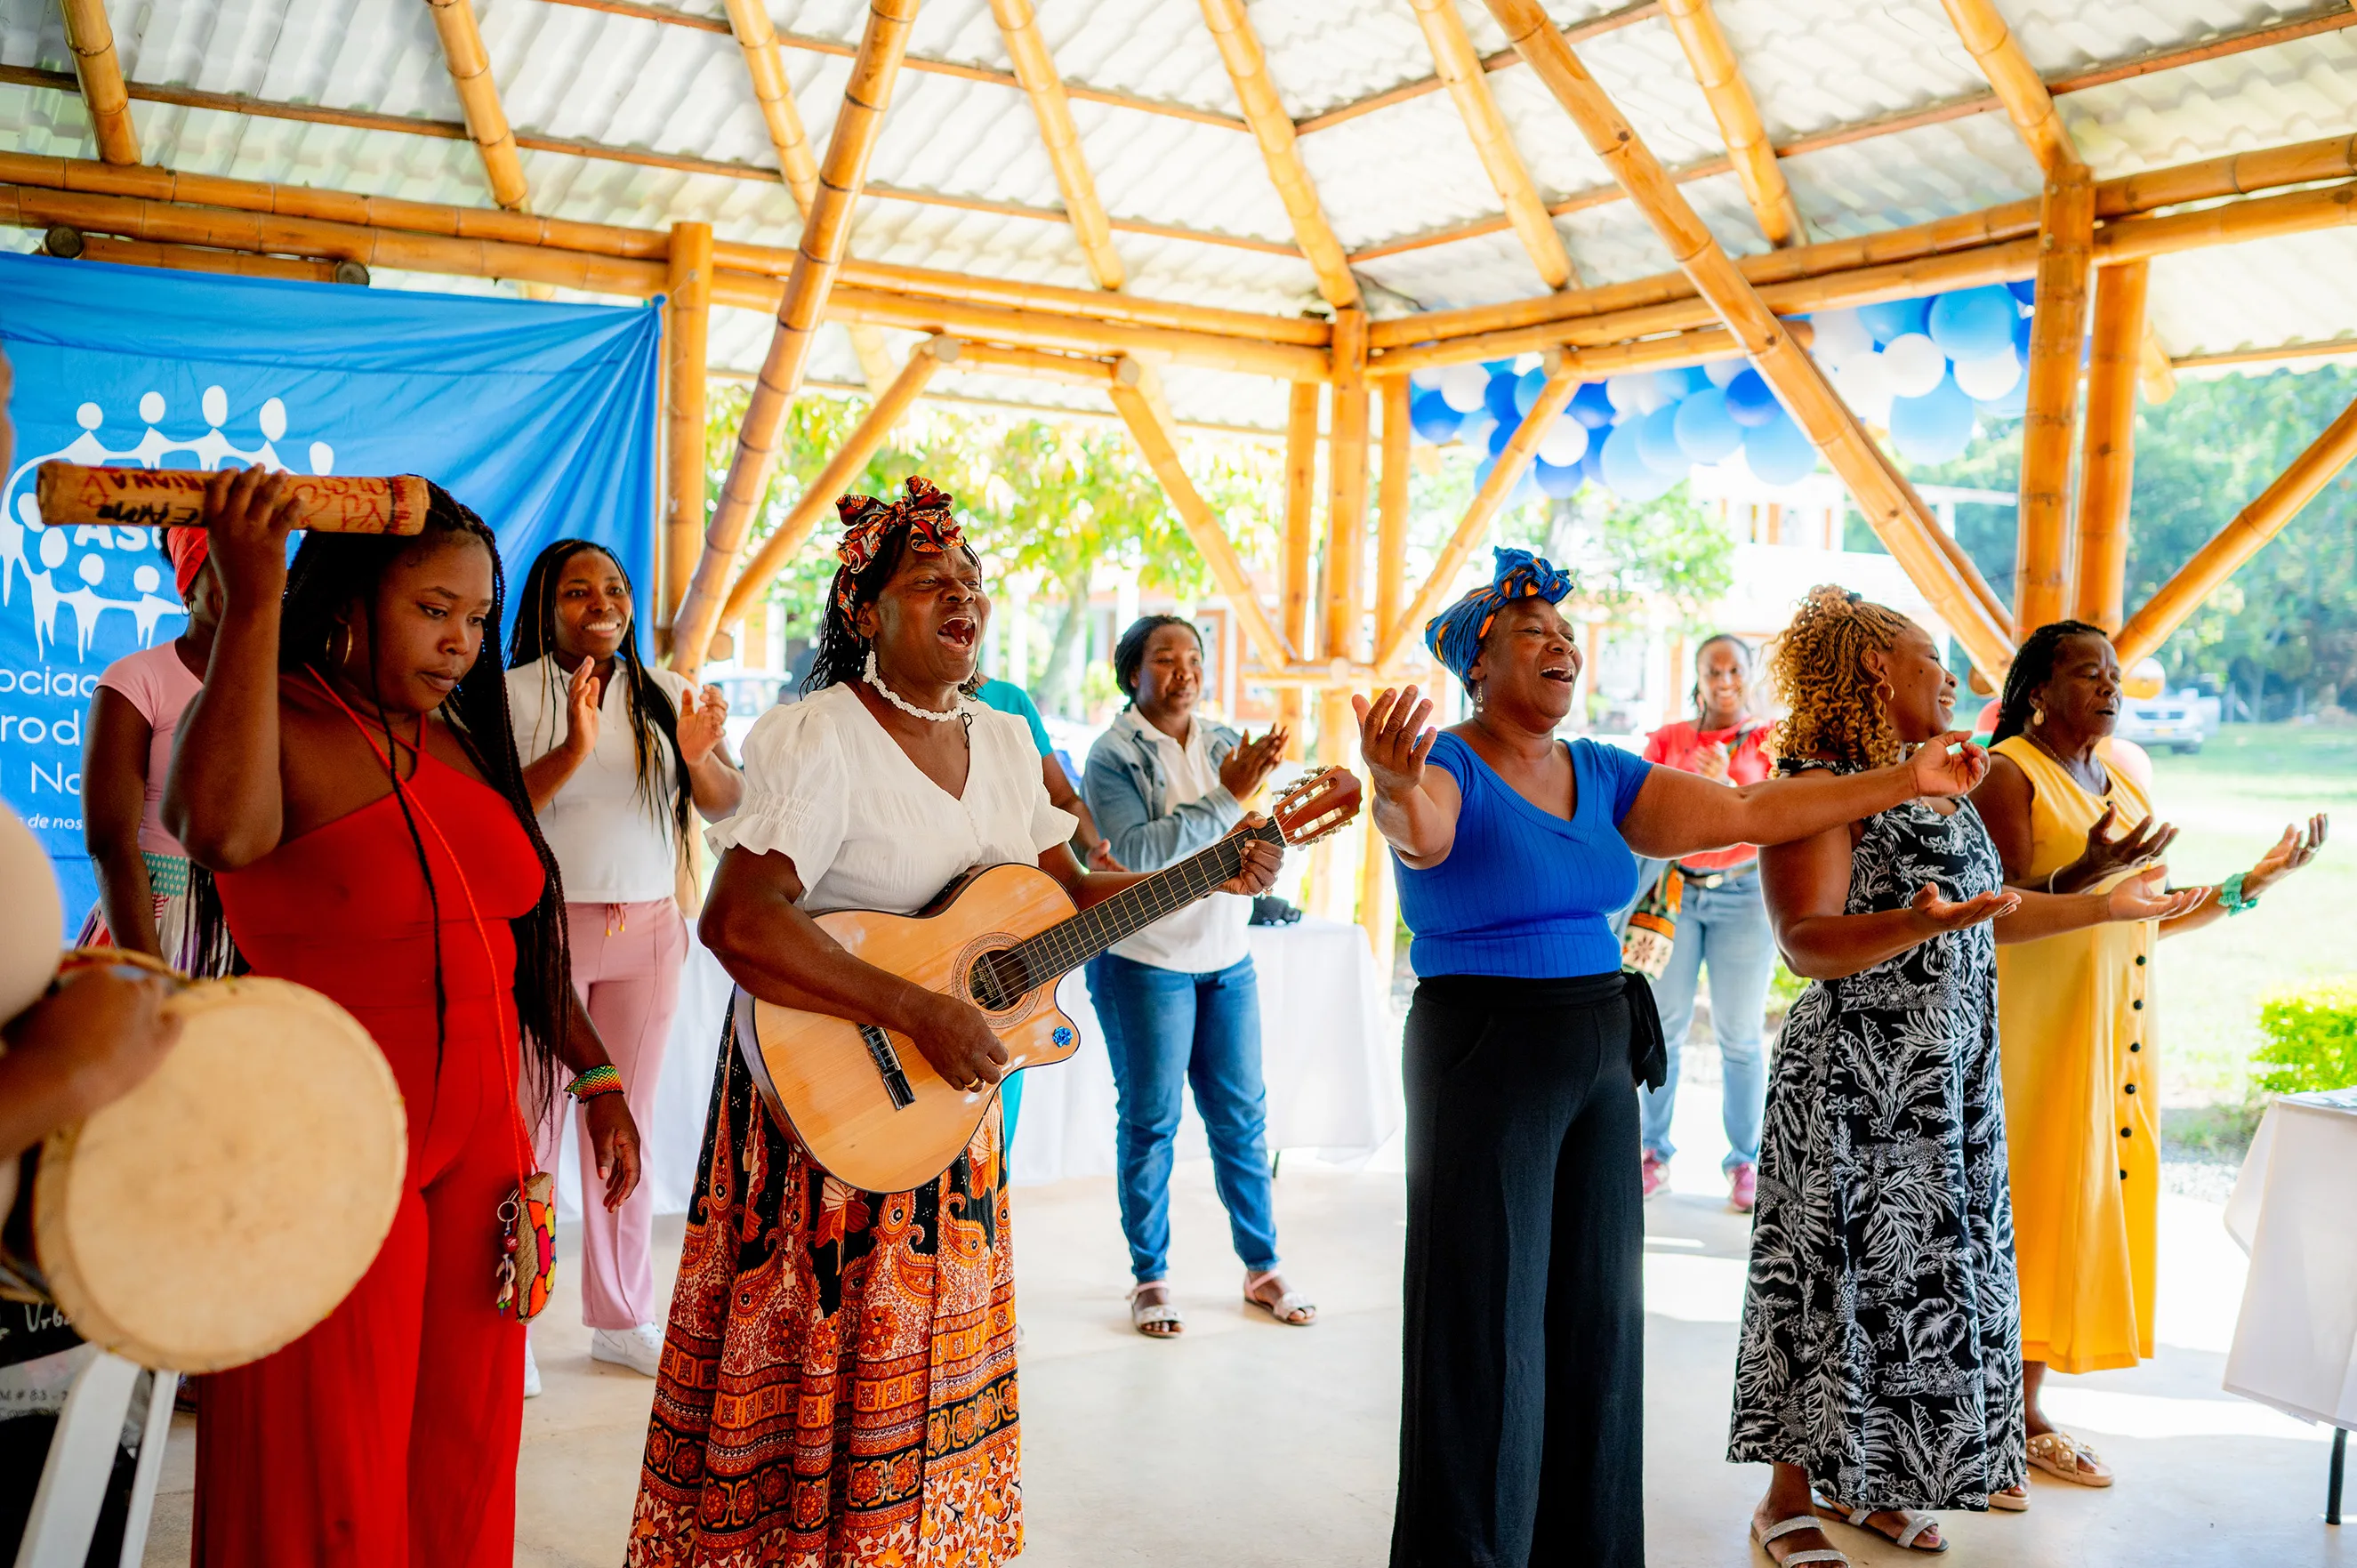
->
xmin=733 ymin=766 xmax=1363 ymax=1192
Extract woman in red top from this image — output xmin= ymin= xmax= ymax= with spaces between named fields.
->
xmin=1637 ymin=634 xmax=1776 ymax=1210
xmin=165 ymin=468 xmax=642 ymax=1567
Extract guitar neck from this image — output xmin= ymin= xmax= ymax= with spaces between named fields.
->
xmin=1002 ymin=823 xmax=1282 ymax=990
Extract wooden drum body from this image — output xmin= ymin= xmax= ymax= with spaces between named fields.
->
xmin=20 ymin=972 xmax=407 ymax=1371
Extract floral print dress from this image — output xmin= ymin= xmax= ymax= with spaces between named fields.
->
xmin=1726 ymin=767 xmax=2026 ymax=1511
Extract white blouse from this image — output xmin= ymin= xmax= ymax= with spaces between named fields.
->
xmin=707 ymin=683 xmax=1076 ymax=916
xmin=507 ymin=654 xmax=697 ymax=905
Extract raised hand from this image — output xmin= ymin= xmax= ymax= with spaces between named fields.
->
xmin=562 ymin=655 xmax=601 ymax=758
xmin=202 ymin=466 xmax=303 ymax=613
xmin=1218 ymin=728 xmax=1288 ymax=803
xmin=2104 ymin=864 xmax=2208 ymax=923
xmin=1355 ymin=685 xmax=1437 ymax=801
xmin=2072 ymin=804 xmax=2180 ymax=884
xmin=1908 ymin=880 xmax=2020 ymax=935
xmin=1908 ymin=731 xmax=1989 ymax=799
xmin=1696 ymin=739 xmax=1733 ymax=784
xmin=2243 ymin=813 xmax=2329 ymax=898
xmin=1216 ymin=816 xmax=1283 ymax=897
xmin=677 ymin=682 xmax=729 ymax=766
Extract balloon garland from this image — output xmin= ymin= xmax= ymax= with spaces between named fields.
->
xmin=1404 ymin=285 xmax=2038 ymax=503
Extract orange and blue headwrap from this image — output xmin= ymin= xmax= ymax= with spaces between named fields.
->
xmin=832 ymin=475 xmax=965 ymax=615
xmin=1425 ymin=546 xmax=1574 ymax=682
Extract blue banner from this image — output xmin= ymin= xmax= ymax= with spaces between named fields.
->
xmin=0 ymin=251 xmax=662 ymax=920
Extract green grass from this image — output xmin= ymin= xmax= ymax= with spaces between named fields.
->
xmin=2144 ymin=724 xmax=2357 ymax=1106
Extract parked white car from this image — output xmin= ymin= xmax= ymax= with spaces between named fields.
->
xmin=2116 ymin=688 xmax=2212 ymax=753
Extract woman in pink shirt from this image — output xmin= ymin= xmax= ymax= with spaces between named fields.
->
xmin=79 ymin=526 xmax=233 ymax=975
xmin=1637 ymin=634 xmax=1774 ymax=1210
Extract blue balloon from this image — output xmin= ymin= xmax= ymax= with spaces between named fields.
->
xmin=1487 ymin=416 xmax=1516 ymax=457
xmin=1672 ymin=388 xmax=1743 ymax=463
xmin=1637 ymin=404 xmax=1687 ymax=475
xmin=1569 ymin=381 xmax=1617 ymax=429
xmin=1888 ymin=375 xmax=1977 ymax=464
xmin=1927 ymin=285 xmax=2019 ymax=359
xmin=1474 ymin=453 xmax=1498 ymax=491
xmin=2013 ymin=309 xmax=2035 ymax=360
xmin=1534 ymin=456 xmax=1584 ymax=498
xmin=1513 ymin=366 xmax=1549 ymax=418
xmin=1725 ymin=367 xmax=1779 ymax=427
xmin=1578 ymin=437 xmax=1610 ymax=488
xmin=1655 ymin=366 xmax=1707 ymax=401
xmin=1457 ymin=407 xmax=1497 ymax=452
xmin=2007 ymin=279 xmax=2037 ymax=307
xmin=1744 ymin=412 xmax=1817 ymax=486
xmin=1601 ymin=421 xmax=1677 ymax=501
xmin=1484 ymin=372 xmax=1522 ymax=425
xmin=1410 ymin=388 xmax=1463 ymax=443
xmin=1858 ymin=297 xmax=1929 ymax=345
xmin=1481 ymin=359 xmax=1516 ymax=375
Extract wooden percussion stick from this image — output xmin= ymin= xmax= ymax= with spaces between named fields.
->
xmin=33 ymin=462 xmax=430 ymax=536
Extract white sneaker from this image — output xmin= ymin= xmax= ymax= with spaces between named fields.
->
xmin=590 ymin=1322 xmax=664 ymax=1378
xmin=522 ymin=1340 xmax=543 ymax=1399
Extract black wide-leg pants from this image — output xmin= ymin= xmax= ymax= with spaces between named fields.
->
xmin=1391 ymin=972 xmax=1658 ymax=1568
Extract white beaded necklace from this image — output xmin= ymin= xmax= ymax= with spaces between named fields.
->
xmin=864 ymin=649 xmax=966 ymax=723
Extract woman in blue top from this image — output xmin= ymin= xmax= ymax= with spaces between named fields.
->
xmin=1356 ymin=551 xmax=1991 ymax=1568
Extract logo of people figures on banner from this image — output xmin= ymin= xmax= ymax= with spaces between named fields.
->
xmin=0 ymin=386 xmax=337 ymax=659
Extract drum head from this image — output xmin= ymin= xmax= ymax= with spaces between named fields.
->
xmin=34 ymin=977 xmax=406 ymax=1371
xmin=0 ymin=808 xmax=62 ymax=1022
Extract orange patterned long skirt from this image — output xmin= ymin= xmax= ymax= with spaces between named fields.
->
xmin=628 ymin=1014 xmax=1021 ymax=1568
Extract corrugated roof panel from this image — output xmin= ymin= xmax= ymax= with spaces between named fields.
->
xmin=1299 ymin=92 xmax=1526 ymax=251
xmin=2064 ymin=30 xmax=2357 ymax=177
xmin=1251 ymin=0 xmax=1436 ymax=122
xmin=2004 ymin=1 xmax=2317 ymax=74
xmin=1780 ymin=114 xmax=2044 ymax=234
xmin=2148 ymin=227 xmax=2357 ymax=355
xmin=1712 ymin=0 xmax=1990 ymax=141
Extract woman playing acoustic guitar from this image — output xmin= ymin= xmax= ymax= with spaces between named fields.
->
xmin=626 ymin=478 xmax=1281 ymax=1568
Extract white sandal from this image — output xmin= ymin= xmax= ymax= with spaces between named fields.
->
xmin=2026 ymin=1429 xmax=2113 ymax=1486
xmin=1243 ymin=1268 xmax=1316 ymax=1325
xmin=1753 ymin=1512 xmax=1849 ymax=1565
xmin=1815 ymin=1498 xmax=1947 ymax=1553
xmin=1127 ymin=1283 xmax=1183 ymax=1338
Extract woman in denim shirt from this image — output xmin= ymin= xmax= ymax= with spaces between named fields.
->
xmin=1082 ymin=615 xmax=1312 ymax=1338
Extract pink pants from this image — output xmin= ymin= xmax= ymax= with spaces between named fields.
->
xmin=534 ymin=897 xmax=687 ymax=1331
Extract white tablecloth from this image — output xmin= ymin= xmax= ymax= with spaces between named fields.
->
xmin=2223 ymin=1088 xmax=2357 ymax=1428
xmin=558 ymin=916 xmax=1402 ymax=1218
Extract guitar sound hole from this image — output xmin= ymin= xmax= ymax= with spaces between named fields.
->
xmin=968 ymin=951 xmax=1026 ymax=1012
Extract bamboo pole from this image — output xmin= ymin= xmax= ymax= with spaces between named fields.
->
xmin=60 ymin=0 xmax=138 ymax=166
xmin=1376 ymin=377 xmax=1412 ymax=649
xmin=943 ymin=342 xmax=1120 ymax=384
xmin=990 ymin=0 xmax=1124 ymax=291
xmin=721 ymin=0 xmax=820 ymax=211
xmin=1404 ymin=0 xmax=1577 ymax=289
xmin=2097 ymin=179 xmax=2357 ymax=265
xmin=1107 ymin=359 xmax=1294 ymax=672
xmin=1296 ymin=0 xmax=1661 ymax=134
xmin=664 ymin=221 xmax=713 ymax=631
xmin=1195 ymin=0 xmax=1359 ymax=310
xmin=67 ymin=232 xmax=346 ymax=281
xmin=1935 ymin=0 xmax=2082 ymax=176
xmin=1659 ymin=0 xmax=1804 ymax=246
xmin=2071 ymin=258 xmax=2145 ymax=631
xmin=423 ymin=0 xmax=530 ymax=213
xmin=714 ymin=336 xmax=954 ymax=631
xmin=2015 ymin=165 xmax=2094 ymax=638
xmin=671 ymin=0 xmax=918 ymax=674
xmin=1380 ymin=362 xmax=1580 ymax=669
xmin=1277 ymin=381 xmax=1320 ymax=758
xmin=1479 ymin=0 xmax=2019 ymax=679
xmin=1316 ymin=336 xmax=1370 ymax=921
xmin=2114 ymin=394 xmax=2357 ymax=667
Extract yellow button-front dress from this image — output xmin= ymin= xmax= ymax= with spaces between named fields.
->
xmin=1993 ymin=736 xmax=2160 ymax=1374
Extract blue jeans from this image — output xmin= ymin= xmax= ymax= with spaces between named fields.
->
xmin=1637 ymin=864 xmax=1773 ymax=1171
xmin=1085 ymin=953 xmax=1280 ymax=1283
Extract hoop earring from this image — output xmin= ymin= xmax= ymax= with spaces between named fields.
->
xmin=1874 ymin=677 xmax=1894 ymax=704
xmin=334 ymin=623 xmax=353 ymax=668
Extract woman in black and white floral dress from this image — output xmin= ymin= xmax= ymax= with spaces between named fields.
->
xmin=1730 ymin=590 xmax=2202 ymax=1566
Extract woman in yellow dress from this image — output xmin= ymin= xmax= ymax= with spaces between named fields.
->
xmin=1973 ymin=621 xmax=2328 ymax=1492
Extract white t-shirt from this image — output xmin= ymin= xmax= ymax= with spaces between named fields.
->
xmin=706 ymin=682 xmax=1076 ymax=917
xmin=507 ymin=654 xmax=696 ymax=905
xmin=1107 ymin=710 xmax=1252 ymax=975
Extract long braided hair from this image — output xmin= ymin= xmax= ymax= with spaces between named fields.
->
xmin=278 ymin=486 xmax=574 ymax=1114
xmin=1992 ymin=619 xmax=2108 ymax=745
xmin=1764 ymin=585 xmax=1918 ymax=768
xmin=507 ymin=540 xmax=693 ymax=848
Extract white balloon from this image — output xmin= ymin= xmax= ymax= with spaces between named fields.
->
xmin=1536 ymin=414 xmax=1589 ymax=467
xmin=1512 ymin=352 xmax=1544 ymax=374
xmin=1409 ymin=368 xmax=1443 ymax=392
xmin=1808 ymin=308 xmax=1875 ymax=366
xmin=1702 ymin=358 xmax=1745 ymax=388
xmin=1605 ymin=374 xmax=1651 ymax=414
xmin=1833 ymin=355 xmax=1894 ymax=427
xmin=1951 ymin=347 xmax=2023 ymax=401
xmin=1439 ymin=363 xmax=1489 ymax=413
xmin=1880 ymin=333 xmax=1949 ymax=398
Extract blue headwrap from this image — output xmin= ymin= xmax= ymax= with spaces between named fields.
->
xmin=1425 ymin=547 xmax=1575 ymax=682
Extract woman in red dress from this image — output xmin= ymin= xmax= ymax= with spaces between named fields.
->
xmin=165 ymin=468 xmax=643 ymax=1566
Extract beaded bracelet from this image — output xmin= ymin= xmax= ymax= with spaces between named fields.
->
xmin=566 ymin=1064 xmax=624 ymax=1099
xmin=2216 ymin=872 xmax=2261 ymax=917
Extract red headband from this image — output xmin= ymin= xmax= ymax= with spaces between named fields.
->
xmin=165 ymin=526 xmax=210 ymax=601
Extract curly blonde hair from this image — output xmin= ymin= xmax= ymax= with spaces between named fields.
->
xmin=1765 ymin=585 xmax=1917 ymax=768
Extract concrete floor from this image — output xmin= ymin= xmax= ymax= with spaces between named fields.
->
xmin=135 ymin=1080 xmax=2347 ymax=1566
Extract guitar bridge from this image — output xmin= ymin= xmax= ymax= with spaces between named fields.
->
xmin=861 ymin=1024 xmax=917 ymax=1110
